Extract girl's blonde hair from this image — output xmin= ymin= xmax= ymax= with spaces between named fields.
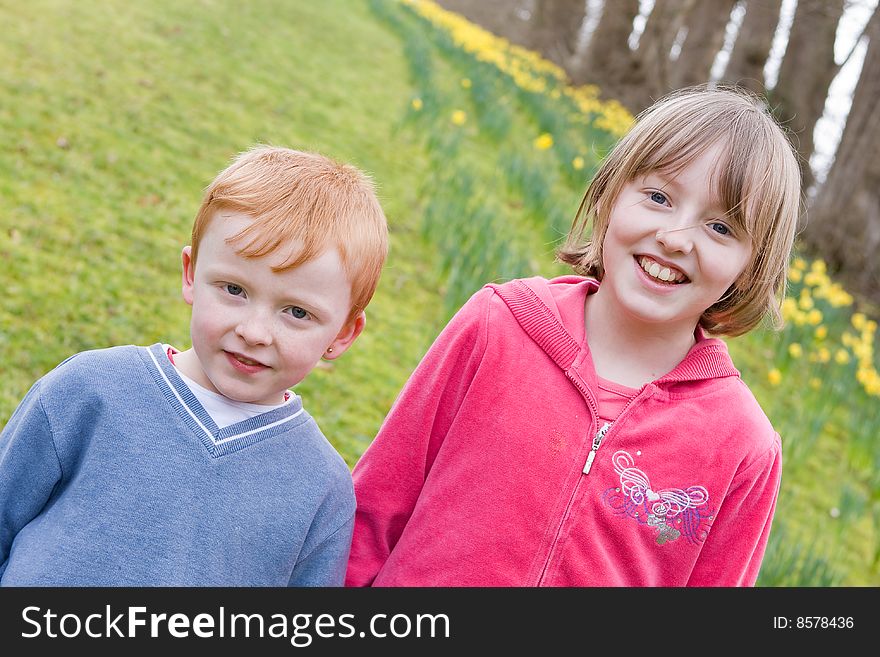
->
xmin=191 ymin=146 xmax=388 ymax=325
xmin=557 ymin=85 xmax=802 ymax=337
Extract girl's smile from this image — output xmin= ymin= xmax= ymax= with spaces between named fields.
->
xmin=592 ymin=142 xmax=753 ymax=339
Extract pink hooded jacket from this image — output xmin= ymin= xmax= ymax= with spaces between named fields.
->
xmin=346 ymin=276 xmax=781 ymax=586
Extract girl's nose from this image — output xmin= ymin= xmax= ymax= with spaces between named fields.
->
xmin=655 ymin=222 xmax=696 ymax=254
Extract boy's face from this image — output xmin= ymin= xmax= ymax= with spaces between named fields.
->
xmin=178 ymin=211 xmax=364 ymax=405
xmin=599 ymin=142 xmax=752 ymax=335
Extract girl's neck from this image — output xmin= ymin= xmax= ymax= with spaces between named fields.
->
xmin=584 ymin=287 xmax=698 ymax=388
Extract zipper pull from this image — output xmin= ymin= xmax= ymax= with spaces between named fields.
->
xmin=583 ymin=422 xmax=611 ymax=475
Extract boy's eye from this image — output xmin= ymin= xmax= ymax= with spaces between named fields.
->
xmin=649 ymin=191 xmax=670 ymax=206
xmin=225 ymin=284 xmax=244 ymax=296
xmin=286 ymin=306 xmax=310 ymax=320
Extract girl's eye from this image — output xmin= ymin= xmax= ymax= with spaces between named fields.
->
xmin=287 ymin=306 xmax=310 ymax=320
xmin=225 ymin=284 xmax=244 ymax=296
xmin=709 ymin=222 xmax=730 ymax=236
xmin=649 ymin=191 xmax=670 ymax=206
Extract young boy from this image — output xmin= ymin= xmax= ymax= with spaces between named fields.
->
xmin=0 ymin=146 xmax=388 ymax=586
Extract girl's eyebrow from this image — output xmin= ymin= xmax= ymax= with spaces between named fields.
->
xmin=642 ymin=172 xmax=726 ymax=215
xmin=643 ymin=171 xmax=679 ymax=190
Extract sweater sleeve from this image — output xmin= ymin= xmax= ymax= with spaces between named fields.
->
xmin=687 ymin=434 xmax=782 ymax=586
xmin=345 ymin=288 xmax=491 ymax=586
xmin=0 ymin=381 xmax=63 ymax=578
xmin=288 ymin=513 xmax=355 ymax=587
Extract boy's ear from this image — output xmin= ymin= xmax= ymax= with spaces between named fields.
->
xmin=322 ymin=311 xmax=366 ymax=361
xmin=181 ymin=246 xmax=195 ymax=306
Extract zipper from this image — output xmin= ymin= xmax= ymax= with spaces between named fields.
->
xmin=537 ymin=373 xmax=650 ymax=585
xmin=580 ymin=381 xmax=651 ymax=476
xmin=582 ymin=421 xmax=611 ymax=474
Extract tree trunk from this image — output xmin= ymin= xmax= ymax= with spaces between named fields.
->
xmin=722 ymin=0 xmax=783 ymax=94
xmin=805 ymin=8 xmax=880 ymax=302
xmin=624 ymin=0 xmax=691 ymax=111
xmin=527 ymin=0 xmax=588 ymax=69
xmin=434 ymin=0 xmax=535 ymax=48
xmin=571 ymin=0 xmax=640 ymax=100
xmin=772 ymin=0 xmax=846 ymax=192
xmin=670 ymin=0 xmax=738 ymax=89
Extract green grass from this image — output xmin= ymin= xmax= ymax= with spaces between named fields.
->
xmin=2 ymin=0 xmax=878 ymax=585
xmin=0 ymin=0 xmax=445 ymax=463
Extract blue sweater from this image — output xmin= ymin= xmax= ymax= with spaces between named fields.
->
xmin=0 ymin=344 xmax=355 ymax=586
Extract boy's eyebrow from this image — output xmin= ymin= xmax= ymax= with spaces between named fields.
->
xmin=256 ymin=284 xmax=337 ymax=317
xmin=280 ymin=292 xmax=334 ymax=316
xmin=202 ymin=264 xmax=340 ymax=318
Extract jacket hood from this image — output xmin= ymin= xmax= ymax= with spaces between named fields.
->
xmin=489 ymin=276 xmax=741 ymax=386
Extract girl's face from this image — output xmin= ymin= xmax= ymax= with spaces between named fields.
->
xmin=599 ymin=143 xmax=752 ymax=335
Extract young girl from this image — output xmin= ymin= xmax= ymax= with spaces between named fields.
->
xmin=346 ymin=86 xmax=801 ymax=586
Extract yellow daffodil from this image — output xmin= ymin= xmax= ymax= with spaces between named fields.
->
xmin=767 ymin=369 xmax=782 ymax=386
xmin=781 ymin=298 xmax=798 ymax=321
xmin=404 ymin=0 xmax=633 ymax=136
xmin=411 ymin=97 xmax=423 ymax=111
xmin=814 ymin=326 xmax=827 ymax=340
xmin=857 ymin=367 xmax=880 ymax=396
xmin=533 ymin=133 xmax=553 ymax=150
xmin=803 ymin=271 xmax=823 ymax=287
xmin=798 ymin=292 xmax=814 ymax=311
xmin=853 ymin=341 xmax=872 ymax=362
xmin=807 ymin=309 xmax=823 ymax=325
xmin=572 ymin=156 xmax=585 ymax=170
xmin=460 ymin=78 xmax=471 ymax=89
xmin=851 ymin=312 xmax=867 ymax=331
xmin=451 ymin=109 xmax=467 ymax=126
xmin=834 ymin=349 xmax=851 ymax=365
xmin=788 ymin=268 xmax=802 ymax=283
xmin=788 ymin=343 xmax=803 ymax=359
xmin=818 ymin=282 xmax=853 ymax=307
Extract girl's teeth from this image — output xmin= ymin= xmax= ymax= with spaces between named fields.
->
xmin=640 ymin=257 xmax=682 ymax=283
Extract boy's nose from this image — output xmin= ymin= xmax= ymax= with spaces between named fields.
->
xmin=235 ymin=315 xmax=273 ymax=346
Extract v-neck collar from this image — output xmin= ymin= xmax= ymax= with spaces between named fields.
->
xmin=142 ymin=343 xmax=307 ymax=457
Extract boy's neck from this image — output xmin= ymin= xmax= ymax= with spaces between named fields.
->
xmin=173 ymin=348 xmax=214 ymax=390
xmin=584 ymin=289 xmax=697 ymax=388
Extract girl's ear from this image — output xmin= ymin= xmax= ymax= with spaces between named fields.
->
xmin=181 ymin=246 xmax=195 ymax=306
xmin=322 ymin=311 xmax=366 ymax=361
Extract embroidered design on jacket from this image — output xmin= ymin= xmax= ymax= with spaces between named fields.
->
xmin=602 ymin=450 xmax=714 ymax=545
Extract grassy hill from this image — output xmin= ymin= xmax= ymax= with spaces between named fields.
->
xmin=1 ymin=0 xmax=878 ymax=585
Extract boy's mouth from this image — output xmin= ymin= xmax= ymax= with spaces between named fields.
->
xmin=225 ymin=351 xmax=268 ymax=369
xmin=637 ymin=256 xmax=689 ymax=284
